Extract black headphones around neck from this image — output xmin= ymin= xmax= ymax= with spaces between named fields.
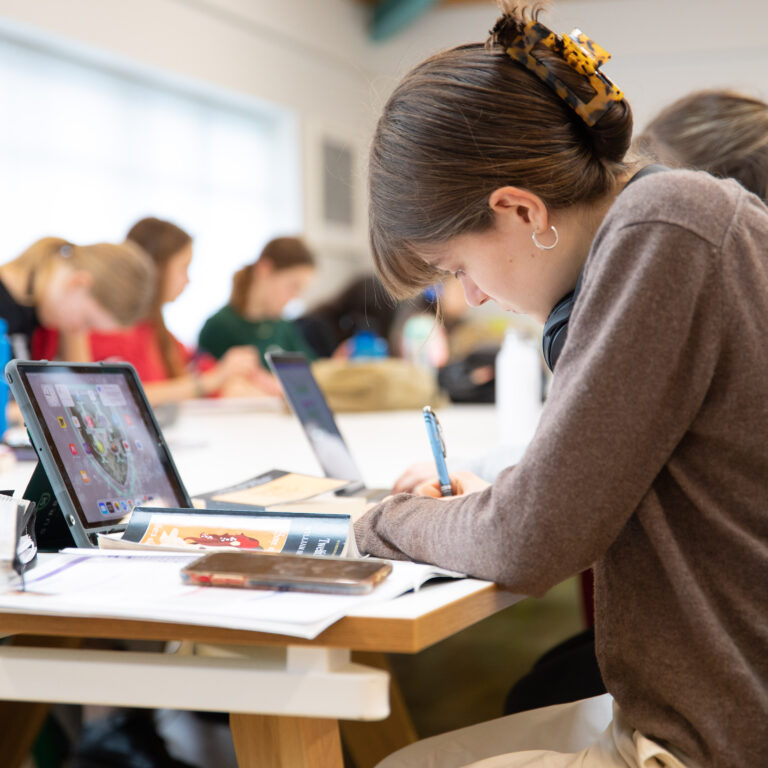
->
xmin=541 ymin=165 xmax=668 ymax=372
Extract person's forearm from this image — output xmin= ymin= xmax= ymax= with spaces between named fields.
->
xmin=59 ymin=332 xmax=92 ymax=362
xmin=142 ymin=375 xmax=204 ymax=406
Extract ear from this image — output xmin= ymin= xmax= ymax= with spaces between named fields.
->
xmin=254 ymin=258 xmax=273 ymax=278
xmin=488 ymin=186 xmax=550 ymax=232
xmin=66 ymin=270 xmax=94 ymax=292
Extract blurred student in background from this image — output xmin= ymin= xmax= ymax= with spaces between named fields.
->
xmin=0 ymin=236 xmax=154 ymax=360
xmin=198 ymin=236 xmax=317 ymax=365
xmin=296 ymin=273 xmax=398 ymax=358
xmin=389 ymin=275 xmax=471 ymax=365
xmin=634 ymin=89 xmax=768 ymax=203
xmin=88 ymin=217 xmax=275 ymax=404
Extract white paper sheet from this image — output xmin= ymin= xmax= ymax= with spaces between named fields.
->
xmin=0 ymin=551 xmax=463 ymax=639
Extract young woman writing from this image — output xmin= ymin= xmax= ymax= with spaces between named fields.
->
xmin=392 ymin=90 xmax=768 ymax=494
xmin=88 ymin=217 xmax=275 ymax=404
xmin=500 ymin=88 xmax=768 ymax=717
xmin=198 ymin=236 xmax=317 ymax=365
xmin=355 ymin=5 xmax=768 ymax=767
xmin=391 ymin=90 xmax=768 ymax=718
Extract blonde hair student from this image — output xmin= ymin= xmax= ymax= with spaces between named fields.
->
xmin=355 ymin=4 xmax=768 ymax=768
xmin=87 ymin=217 xmax=276 ymax=404
xmin=0 ymin=236 xmax=154 ymax=359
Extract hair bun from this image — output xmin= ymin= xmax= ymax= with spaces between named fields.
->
xmin=488 ymin=7 xmax=529 ymax=50
xmin=489 ymin=3 xmax=632 ymax=165
xmin=583 ymin=100 xmax=633 ymax=164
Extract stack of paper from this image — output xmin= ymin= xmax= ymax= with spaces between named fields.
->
xmin=0 ymin=551 xmax=463 ymax=639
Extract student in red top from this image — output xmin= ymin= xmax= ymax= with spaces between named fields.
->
xmin=0 ymin=237 xmax=154 ymax=362
xmin=88 ymin=217 xmax=278 ymax=405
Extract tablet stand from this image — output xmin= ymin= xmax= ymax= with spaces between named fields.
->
xmin=0 ymin=490 xmax=38 ymax=573
xmin=23 ymin=461 xmax=77 ymax=551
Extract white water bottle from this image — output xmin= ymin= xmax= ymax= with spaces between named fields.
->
xmin=495 ymin=328 xmax=542 ymax=447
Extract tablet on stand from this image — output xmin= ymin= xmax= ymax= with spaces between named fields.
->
xmin=6 ymin=360 xmax=192 ymax=549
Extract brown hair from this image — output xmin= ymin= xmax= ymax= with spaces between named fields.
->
xmin=299 ymin=274 xmax=398 ymax=355
xmin=229 ymin=236 xmax=315 ymax=315
xmin=368 ymin=3 xmax=633 ymax=298
xmin=634 ymin=90 xmax=768 ymax=203
xmin=8 ymin=236 xmax=155 ymax=325
xmin=126 ymin=217 xmax=193 ymax=378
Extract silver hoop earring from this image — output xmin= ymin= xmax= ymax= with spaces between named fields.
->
xmin=532 ymin=225 xmax=559 ymax=250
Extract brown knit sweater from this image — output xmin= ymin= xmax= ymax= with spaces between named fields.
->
xmin=355 ymin=170 xmax=768 ymax=768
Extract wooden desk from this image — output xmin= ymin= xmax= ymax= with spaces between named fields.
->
xmin=0 ymin=578 xmax=520 ymax=767
xmin=0 ymin=402 xmax=513 ymax=766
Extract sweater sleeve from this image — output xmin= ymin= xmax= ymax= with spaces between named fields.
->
xmin=355 ymin=219 xmax=723 ymax=594
xmin=198 ymin=310 xmax=229 ymax=359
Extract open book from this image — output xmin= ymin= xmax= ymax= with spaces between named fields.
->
xmin=99 ymin=468 xmax=364 ymax=556
xmin=99 ymin=497 xmax=365 ymax=557
xmin=191 ymin=468 xmax=350 ymax=510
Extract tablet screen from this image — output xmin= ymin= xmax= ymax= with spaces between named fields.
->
xmin=19 ymin=365 xmax=189 ymax=529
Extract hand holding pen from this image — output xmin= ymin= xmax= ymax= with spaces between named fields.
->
xmin=418 ymin=406 xmax=491 ymax=499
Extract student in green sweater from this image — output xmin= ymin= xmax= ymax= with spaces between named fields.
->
xmin=198 ymin=236 xmax=317 ymax=365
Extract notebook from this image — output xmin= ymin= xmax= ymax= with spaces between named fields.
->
xmin=265 ymin=352 xmax=391 ymax=502
xmin=6 ymin=360 xmax=192 ymax=548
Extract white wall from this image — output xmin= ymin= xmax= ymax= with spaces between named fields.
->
xmin=2 ymin=0 xmax=767 ymax=218
xmin=365 ymin=0 xmax=768 ymax=129
xmin=0 ymin=0 xmax=375 ymax=129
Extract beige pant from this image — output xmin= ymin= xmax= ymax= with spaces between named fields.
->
xmin=376 ymin=695 xmax=692 ymax=768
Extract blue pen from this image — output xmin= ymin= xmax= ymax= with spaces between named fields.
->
xmin=423 ymin=406 xmax=453 ymax=497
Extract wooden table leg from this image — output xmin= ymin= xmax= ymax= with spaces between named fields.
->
xmin=340 ymin=652 xmax=418 ymax=768
xmin=230 ymin=713 xmax=343 ymax=768
xmin=0 ymin=635 xmax=83 ymax=768
xmin=0 ymin=700 xmax=51 ymax=768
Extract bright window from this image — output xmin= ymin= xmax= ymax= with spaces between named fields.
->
xmin=0 ymin=31 xmax=301 ymax=344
